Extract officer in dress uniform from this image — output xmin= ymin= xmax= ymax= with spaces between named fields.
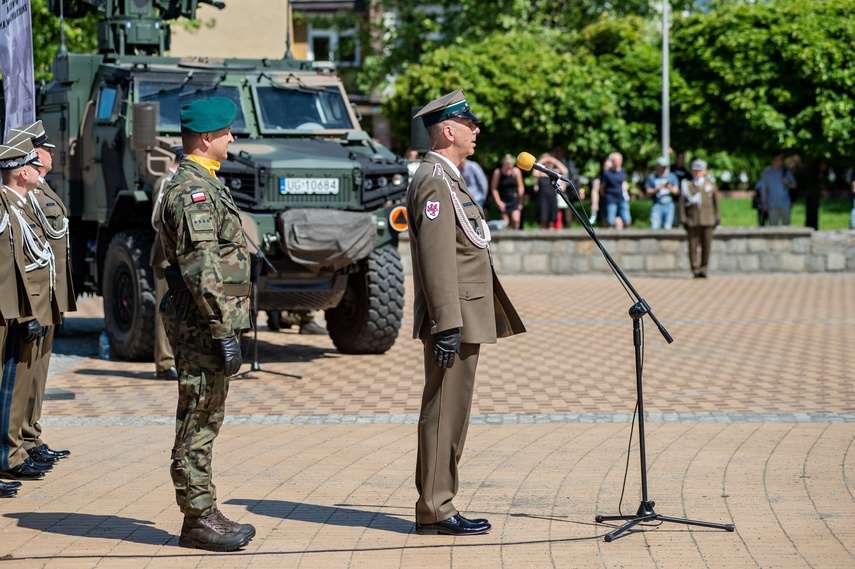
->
xmin=158 ymin=97 xmax=255 ymax=551
xmin=0 ymin=148 xmax=35 ymax=498
xmin=407 ymin=89 xmax=526 ymax=536
xmin=678 ymin=159 xmax=721 ymax=278
xmin=0 ymin=138 xmax=59 ymax=484
xmin=7 ymin=121 xmax=74 ymax=464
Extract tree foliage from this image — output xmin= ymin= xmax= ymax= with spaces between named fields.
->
xmin=31 ymin=0 xmax=99 ymax=81
xmin=671 ymin=0 xmax=855 ymax=162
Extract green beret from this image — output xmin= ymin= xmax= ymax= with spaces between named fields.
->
xmin=180 ymin=97 xmax=239 ymax=133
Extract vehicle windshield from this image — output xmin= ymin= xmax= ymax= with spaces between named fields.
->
xmin=137 ymin=80 xmax=247 ymax=133
xmin=255 ymin=85 xmax=354 ymax=131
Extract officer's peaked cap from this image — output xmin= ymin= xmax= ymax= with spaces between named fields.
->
xmin=414 ymin=89 xmax=480 ymax=128
xmin=8 ymin=120 xmax=55 ymax=148
xmin=0 ymin=137 xmax=43 ymax=170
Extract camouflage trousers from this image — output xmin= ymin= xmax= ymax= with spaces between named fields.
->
xmin=161 ymin=293 xmax=240 ymax=518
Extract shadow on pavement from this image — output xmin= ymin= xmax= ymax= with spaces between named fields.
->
xmin=225 ymin=498 xmax=413 ymax=534
xmin=4 ymin=512 xmax=175 ymax=546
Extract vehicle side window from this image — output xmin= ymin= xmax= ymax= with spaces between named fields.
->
xmin=96 ymin=86 xmax=119 ymax=122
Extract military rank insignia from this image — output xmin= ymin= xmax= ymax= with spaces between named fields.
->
xmin=425 ymin=200 xmax=440 ymax=220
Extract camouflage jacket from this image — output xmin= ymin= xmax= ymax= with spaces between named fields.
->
xmin=159 ymin=158 xmax=251 ymax=339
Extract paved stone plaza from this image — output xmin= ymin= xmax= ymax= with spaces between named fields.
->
xmin=1 ymin=274 xmax=853 ymax=568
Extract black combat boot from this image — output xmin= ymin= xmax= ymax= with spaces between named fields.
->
xmin=179 ymin=511 xmax=250 ymax=551
xmin=213 ymin=509 xmax=256 ymax=539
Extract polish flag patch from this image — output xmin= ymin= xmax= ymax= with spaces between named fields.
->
xmin=191 ymin=191 xmax=207 ymax=203
xmin=425 ymin=200 xmax=440 ymax=220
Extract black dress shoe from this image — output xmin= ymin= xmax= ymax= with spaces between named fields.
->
xmin=0 ymin=462 xmax=46 ymax=480
xmin=23 ymin=458 xmax=53 ymax=472
xmin=416 ymin=514 xmax=491 ymax=536
xmin=155 ymin=366 xmax=179 ymax=380
xmin=0 ymin=480 xmax=20 ymax=496
xmin=39 ymin=444 xmax=70 ymax=459
xmin=26 ymin=447 xmax=59 ymax=464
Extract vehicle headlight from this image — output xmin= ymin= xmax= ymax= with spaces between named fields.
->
xmin=392 ymin=174 xmax=405 ymax=186
xmin=229 ymin=178 xmax=242 ymax=191
xmin=364 ymin=178 xmax=374 ymax=190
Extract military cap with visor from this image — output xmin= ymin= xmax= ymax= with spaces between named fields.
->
xmin=180 ymin=97 xmax=240 ymax=133
xmin=414 ymin=89 xmax=480 ymax=128
xmin=690 ymin=159 xmax=707 ymax=171
xmin=0 ymin=137 xmax=43 ymax=170
xmin=8 ymin=120 xmax=55 ymax=148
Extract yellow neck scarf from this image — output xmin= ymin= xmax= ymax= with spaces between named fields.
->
xmin=187 ymin=155 xmax=221 ymax=178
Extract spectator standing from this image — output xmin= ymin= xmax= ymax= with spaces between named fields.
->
xmin=850 ymin=168 xmax=855 ymax=230
xmin=759 ymin=153 xmax=797 ymax=226
xmin=532 ymin=153 xmax=568 ymax=229
xmin=490 ymin=154 xmax=525 ymax=230
xmin=458 ymin=157 xmax=489 ymax=210
xmin=644 ymin=157 xmax=679 ymax=229
xmin=679 ymin=159 xmax=720 ymax=278
xmin=588 ymin=156 xmax=613 ymax=225
xmin=601 ymin=152 xmax=631 ymax=229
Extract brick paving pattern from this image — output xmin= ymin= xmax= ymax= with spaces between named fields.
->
xmin=0 ymin=274 xmax=853 ymax=567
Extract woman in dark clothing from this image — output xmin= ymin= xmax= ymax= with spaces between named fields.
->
xmin=532 ymin=153 xmax=569 ymax=229
xmin=490 ymin=154 xmax=525 ymax=229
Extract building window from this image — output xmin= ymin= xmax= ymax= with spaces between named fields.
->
xmin=307 ymin=24 xmax=359 ymax=67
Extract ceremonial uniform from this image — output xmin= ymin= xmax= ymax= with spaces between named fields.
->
xmin=0 ymin=139 xmax=59 ymax=482
xmin=408 ymin=90 xmax=525 ymax=535
xmin=678 ymin=159 xmax=720 ymax=278
xmin=8 ymin=121 xmax=74 ymax=464
xmin=158 ymin=97 xmax=254 ymax=552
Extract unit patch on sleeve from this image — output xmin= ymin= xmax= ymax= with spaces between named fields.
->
xmin=191 ymin=191 xmax=207 ymax=203
xmin=425 ymin=200 xmax=440 ymax=220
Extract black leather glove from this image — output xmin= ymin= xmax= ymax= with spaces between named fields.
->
xmin=433 ymin=328 xmax=461 ymax=369
xmin=217 ymin=336 xmax=243 ymax=377
xmin=22 ymin=319 xmax=43 ymax=343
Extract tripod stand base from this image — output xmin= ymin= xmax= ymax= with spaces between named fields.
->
xmin=595 ymin=500 xmax=735 ymax=542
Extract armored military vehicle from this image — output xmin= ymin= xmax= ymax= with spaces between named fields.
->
xmin=34 ymin=0 xmax=408 ymax=359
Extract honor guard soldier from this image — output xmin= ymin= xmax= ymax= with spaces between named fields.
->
xmin=158 ymin=97 xmax=255 ymax=551
xmin=407 ymin=89 xmax=526 ymax=536
xmin=0 ymin=138 xmax=60 ymax=484
xmin=8 ymin=121 xmax=75 ymax=465
xmin=0 ymin=147 xmax=35 ymax=498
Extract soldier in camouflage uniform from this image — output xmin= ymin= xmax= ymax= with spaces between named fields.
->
xmin=158 ymin=97 xmax=254 ymax=552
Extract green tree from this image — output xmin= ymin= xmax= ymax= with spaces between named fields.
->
xmin=671 ymin=0 xmax=855 ymax=227
xmin=31 ymin=0 xmax=99 ymax=81
xmin=359 ymin=0 xmax=697 ymax=95
xmin=384 ymin=15 xmax=665 ymax=171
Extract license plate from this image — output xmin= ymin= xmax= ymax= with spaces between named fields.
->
xmin=279 ymin=177 xmax=339 ymax=195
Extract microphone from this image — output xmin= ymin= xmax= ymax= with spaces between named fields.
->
xmin=516 ymin=152 xmax=573 ymax=184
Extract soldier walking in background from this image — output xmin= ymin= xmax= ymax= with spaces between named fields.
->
xmin=0 ymin=139 xmax=59 ymax=484
xmin=158 ymin=97 xmax=255 ymax=551
xmin=150 ymin=149 xmax=181 ymax=381
xmin=8 ymin=121 xmax=75 ymax=465
xmin=679 ymin=159 xmax=721 ymax=278
xmin=408 ymin=90 xmax=525 ymax=536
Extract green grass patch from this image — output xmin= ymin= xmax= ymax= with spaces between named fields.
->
xmin=511 ymin=195 xmax=852 ymax=230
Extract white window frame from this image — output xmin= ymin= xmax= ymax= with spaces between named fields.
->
xmin=307 ymin=24 xmax=360 ymax=68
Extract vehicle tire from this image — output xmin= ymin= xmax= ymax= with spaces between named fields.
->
xmin=102 ymin=229 xmax=157 ymax=361
xmin=326 ymin=245 xmax=404 ymax=355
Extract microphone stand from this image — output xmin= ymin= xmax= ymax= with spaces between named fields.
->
xmin=548 ymin=177 xmax=734 ymax=542
xmin=234 ymin=237 xmax=301 ymax=380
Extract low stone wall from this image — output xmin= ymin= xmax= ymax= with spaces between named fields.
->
xmin=398 ymin=227 xmax=855 ymax=275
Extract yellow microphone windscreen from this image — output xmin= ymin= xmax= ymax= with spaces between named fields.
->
xmin=516 ymin=152 xmax=535 ymax=171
